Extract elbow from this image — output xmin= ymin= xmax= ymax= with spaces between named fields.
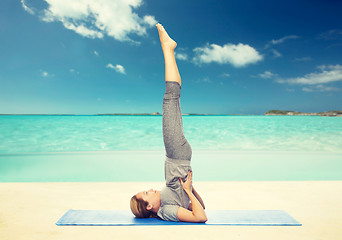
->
xmin=197 ymin=214 xmax=207 ymax=223
xmin=199 ymin=216 xmax=207 ymax=223
xmin=191 ymin=212 xmax=207 ymax=223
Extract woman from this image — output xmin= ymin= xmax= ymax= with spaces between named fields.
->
xmin=130 ymin=23 xmax=207 ymax=223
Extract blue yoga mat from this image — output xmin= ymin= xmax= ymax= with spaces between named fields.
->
xmin=56 ymin=209 xmax=301 ymax=226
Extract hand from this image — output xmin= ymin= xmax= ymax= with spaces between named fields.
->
xmin=179 ymin=170 xmax=192 ymax=192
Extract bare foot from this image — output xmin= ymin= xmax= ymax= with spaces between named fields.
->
xmin=156 ymin=23 xmax=177 ymax=51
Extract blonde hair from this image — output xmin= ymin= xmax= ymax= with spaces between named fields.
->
xmin=130 ymin=195 xmax=158 ymax=218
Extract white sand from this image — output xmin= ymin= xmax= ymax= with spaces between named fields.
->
xmin=1 ymin=181 xmax=342 ymax=240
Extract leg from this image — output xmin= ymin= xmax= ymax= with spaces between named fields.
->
xmin=157 ymin=23 xmax=192 ymax=160
xmin=163 ymin=82 xmax=192 ymax=160
xmin=156 ymin=23 xmax=182 ymax=86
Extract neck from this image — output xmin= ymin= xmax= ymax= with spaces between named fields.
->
xmin=151 ymin=192 xmax=161 ymax=213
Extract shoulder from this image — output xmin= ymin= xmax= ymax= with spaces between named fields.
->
xmin=157 ymin=205 xmax=180 ymax=222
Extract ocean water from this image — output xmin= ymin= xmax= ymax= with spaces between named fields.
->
xmin=0 ymin=115 xmax=342 ymax=181
xmin=1 ymin=115 xmax=342 ymax=153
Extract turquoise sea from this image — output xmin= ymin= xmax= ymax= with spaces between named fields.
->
xmin=1 ymin=115 xmax=342 ymax=181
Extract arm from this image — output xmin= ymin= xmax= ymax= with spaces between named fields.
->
xmin=177 ymin=171 xmax=207 ymax=223
xmin=188 ymin=186 xmax=205 ymax=210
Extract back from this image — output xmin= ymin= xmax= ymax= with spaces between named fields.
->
xmin=157 ymin=156 xmax=192 ymax=221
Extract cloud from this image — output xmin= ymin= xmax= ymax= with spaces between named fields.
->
xmin=21 ymin=0 xmax=35 ymax=15
xmin=106 ymin=63 xmax=126 ymax=74
xmin=41 ymin=71 xmax=54 ymax=77
xmin=271 ymin=49 xmax=282 ymax=58
xmin=294 ymin=57 xmax=312 ymax=62
xmin=302 ymin=85 xmax=340 ymax=92
xmin=143 ymin=15 xmax=157 ymax=27
xmin=193 ymin=43 xmax=263 ymax=67
xmin=193 ymin=77 xmax=212 ymax=84
xmin=285 ymin=88 xmax=295 ymax=92
xmin=259 ymin=71 xmax=278 ymax=79
xmin=319 ymin=29 xmax=342 ymax=41
xmin=202 ymin=77 xmax=212 ymax=83
xmin=318 ymin=29 xmax=342 ymax=49
xmin=265 ymin=35 xmax=300 ymax=48
xmin=276 ymin=65 xmax=342 ymax=85
xmin=61 ymin=21 xmax=103 ymax=38
xmin=42 ymin=71 xmax=49 ymax=77
xmin=270 ymin=35 xmax=300 ymax=45
xmin=221 ymin=73 xmax=230 ymax=78
xmin=70 ymin=69 xmax=80 ymax=74
xmin=194 ymin=77 xmax=212 ymax=83
xmin=260 ymin=65 xmax=342 ymax=92
xmin=26 ymin=0 xmax=157 ymax=43
xmin=175 ymin=52 xmax=188 ymax=61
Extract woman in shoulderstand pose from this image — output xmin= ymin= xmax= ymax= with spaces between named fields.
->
xmin=130 ymin=23 xmax=207 ymax=223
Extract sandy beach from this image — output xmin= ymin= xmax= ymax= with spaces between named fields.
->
xmin=1 ymin=181 xmax=341 ymax=240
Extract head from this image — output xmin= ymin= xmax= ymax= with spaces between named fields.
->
xmin=130 ymin=188 xmax=161 ymax=218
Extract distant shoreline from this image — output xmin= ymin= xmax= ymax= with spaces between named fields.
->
xmin=265 ymin=110 xmax=342 ymax=117
xmin=1 ymin=110 xmax=341 ymax=116
xmin=0 ymin=111 xmax=234 ymax=116
xmin=0 ymin=113 xmax=232 ymax=116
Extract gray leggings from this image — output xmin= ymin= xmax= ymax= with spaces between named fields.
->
xmin=163 ymin=81 xmax=192 ymax=161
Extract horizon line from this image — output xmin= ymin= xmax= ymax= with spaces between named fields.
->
xmin=0 ymin=113 xmax=256 ymax=116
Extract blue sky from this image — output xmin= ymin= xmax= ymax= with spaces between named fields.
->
xmin=1 ymin=0 xmax=342 ymax=114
